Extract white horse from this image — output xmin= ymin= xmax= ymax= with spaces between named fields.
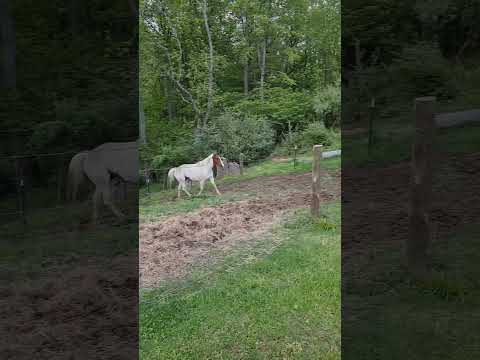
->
xmin=168 ymin=153 xmax=224 ymax=198
xmin=67 ymin=141 xmax=138 ymax=223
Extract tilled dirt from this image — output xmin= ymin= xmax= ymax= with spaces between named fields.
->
xmin=140 ymin=170 xmax=340 ymax=288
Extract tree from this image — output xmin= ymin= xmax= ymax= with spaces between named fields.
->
xmin=0 ymin=0 xmax=16 ymax=89
xmin=201 ymin=0 xmax=215 ymax=127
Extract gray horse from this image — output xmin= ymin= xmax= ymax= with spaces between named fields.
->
xmin=67 ymin=141 xmax=138 ymax=223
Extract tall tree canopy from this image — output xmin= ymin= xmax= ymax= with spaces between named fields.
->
xmin=140 ymin=0 xmax=341 ymax=164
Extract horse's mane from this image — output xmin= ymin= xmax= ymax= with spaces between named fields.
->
xmin=196 ymin=154 xmax=214 ymax=165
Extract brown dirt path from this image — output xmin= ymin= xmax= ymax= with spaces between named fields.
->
xmin=140 ymin=169 xmax=340 ymax=288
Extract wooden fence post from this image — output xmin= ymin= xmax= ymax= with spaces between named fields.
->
xmin=146 ymin=169 xmax=150 ymax=195
xmin=311 ymin=145 xmax=323 ymax=217
xmin=239 ymin=153 xmax=244 ymax=176
xmin=407 ymin=96 xmax=435 ymax=274
xmin=368 ymin=97 xmax=375 ymax=157
xmin=19 ymin=177 xmax=26 ymax=225
xmin=293 ymin=145 xmax=298 ymax=168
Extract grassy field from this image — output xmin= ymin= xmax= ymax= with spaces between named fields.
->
xmin=342 ymin=120 xmax=480 ymax=358
xmin=344 ymin=224 xmax=480 ymax=359
xmin=140 ymin=154 xmax=340 ymax=221
xmin=140 ymin=154 xmax=341 ymax=359
xmin=140 ymin=205 xmax=341 ymax=360
xmin=344 ymin=122 xmax=480 ymax=167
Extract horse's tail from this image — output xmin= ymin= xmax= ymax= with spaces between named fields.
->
xmin=167 ymin=167 xmax=176 ymax=188
xmin=66 ymin=152 xmax=88 ymax=201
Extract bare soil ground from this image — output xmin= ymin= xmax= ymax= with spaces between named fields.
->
xmin=342 ymin=152 xmax=480 ymax=264
xmin=1 ymin=255 xmax=138 ymax=359
xmin=140 ymin=170 xmax=340 ymax=288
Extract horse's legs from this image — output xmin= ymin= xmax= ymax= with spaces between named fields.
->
xmin=99 ymin=182 xmax=126 ymax=220
xmin=177 ymin=183 xmax=182 ymax=199
xmin=89 ymin=174 xmax=125 ymax=222
xmin=181 ymin=181 xmax=192 ymax=197
xmin=197 ymin=180 xmax=205 ymax=196
xmin=209 ymin=177 xmax=221 ymax=195
xmin=92 ymin=188 xmax=102 ymax=224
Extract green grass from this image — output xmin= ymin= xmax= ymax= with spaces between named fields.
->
xmin=344 ymin=224 xmax=480 ymax=359
xmin=140 ymin=155 xmax=341 ymax=221
xmin=345 ymin=123 xmax=480 ymax=167
xmin=140 ymin=204 xmax=341 ymax=359
xmin=228 ymin=155 xmax=340 ymax=181
xmin=0 ymin=197 xmax=137 ymax=279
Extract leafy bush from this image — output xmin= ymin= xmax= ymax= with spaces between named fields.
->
xmin=231 ymin=87 xmax=311 ymax=141
xmin=313 ymin=84 xmax=340 ymax=128
xmin=195 ymin=111 xmax=275 ymax=162
xmin=27 ymin=121 xmax=72 ymax=152
xmin=298 ymin=122 xmax=338 ymax=148
xmin=388 ymin=42 xmax=457 ymax=100
xmin=150 ymin=144 xmax=196 ymax=169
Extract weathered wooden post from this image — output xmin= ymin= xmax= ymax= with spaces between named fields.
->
xmin=239 ymin=153 xmax=244 ymax=176
xmin=368 ymin=97 xmax=375 ymax=158
xmin=19 ymin=177 xmax=26 ymax=225
xmin=145 ymin=169 xmax=150 ymax=195
xmin=407 ymin=96 xmax=435 ymax=274
xmin=311 ymin=145 xmax=322 ymax=217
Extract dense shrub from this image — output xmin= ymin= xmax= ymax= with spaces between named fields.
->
xmin=388 ymin=43 xmax=457 ymax=100
xmin=298 ymin=122 xmax=339 ymax=148
xmin=27 ymin=121 xmax=72 ymax=152
xmin=313 ymin=84 xmax=340 ymax=128
xmin=195 ymin=111 xmax=275 ymax=162
xmin=231 ymin=87 xmax=311 ymax=141
xmin=150 ymin=143 xmax=196 ymax=169
xmin=277 ymin=122 xmax=339 ymax=155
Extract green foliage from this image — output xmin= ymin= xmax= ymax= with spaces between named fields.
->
xmin=195 ymin=111 xmax=275 ymax=162
xmin=297 ymin=122 xmax=338 ymax=148
xmin=388 ymin=43 xmax=457 ymax=99
xmin=150 ymin=143 xmax=195 ymax=169
xmin=27 ymin=121 xmax=72 ymax=152
xmin=231 ymin=87 xmax=312 ymax=139
xmin=140 ymin=0 xmax=341 ymax=162
xmin=313 ymin=84 xmax=341 ymax=127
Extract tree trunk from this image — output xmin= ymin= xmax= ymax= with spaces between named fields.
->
xmin=127 ymin=0 xmax=138 ymax=46
xmin=139 ymin=94 xmax=146 ymax=145
xmin=67 ymin=0 xmax=80 ymax=37
xmin=243 ymin=61 xmax=249 ymax=96
xmin=163 ymin=77 xmax=175 ymax=121
xmin=0 ymin=0 xmax=16 ymax=90
xmin=258 ymin=38 xmax=266 ymax=101
xmin=354 ymin=38 xmax=362 ymax=71
xmin=202 ymin=0 xmax=214 ymax=127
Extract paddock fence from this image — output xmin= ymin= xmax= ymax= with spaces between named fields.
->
xmin=408 ymin=96 xmax=480 ymax=272
xmin=0 ymin=146 xmax=138 ymax=231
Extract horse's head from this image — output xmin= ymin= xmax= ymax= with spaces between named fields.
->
xmin=212 ymin=153 xmax=224 ymax=168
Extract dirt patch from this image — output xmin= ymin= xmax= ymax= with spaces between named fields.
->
xmin=1 ymin=255 xmax=137 ymax=359
xmin=140 ymin=170 xmax=340 ymax=288
xmin=342 ymin=152 xmax=480 ymax=263
xmin=221 ymin=171 xmax=339 ymax=197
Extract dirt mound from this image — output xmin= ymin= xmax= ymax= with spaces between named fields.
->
xmin=140 ymin=170 xmax=340 ymax=288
